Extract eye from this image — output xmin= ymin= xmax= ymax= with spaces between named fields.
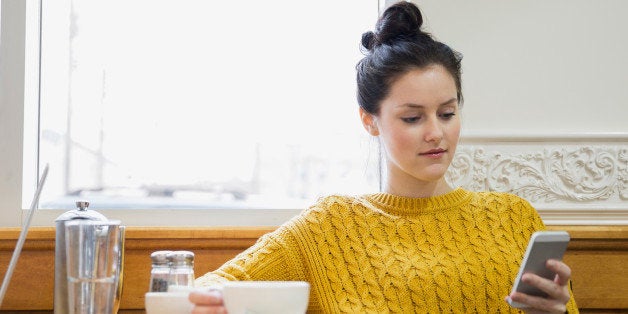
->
xmin=441 ymin=112 xmax=456 ymax=119
xmin=401 ymin=117 xmax=420 ymax=123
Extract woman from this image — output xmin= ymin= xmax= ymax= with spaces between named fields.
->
xmin=191 ymin=2 xmax=578 ymax=313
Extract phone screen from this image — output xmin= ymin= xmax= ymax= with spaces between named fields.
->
xmin=508 ymin=231 xmax=570 ymax=308
xmin=514 ymin=240 xmax=568 ymax=297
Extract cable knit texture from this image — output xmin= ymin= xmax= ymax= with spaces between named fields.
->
xmin=195 ymin=188 xmax=579 ymax=313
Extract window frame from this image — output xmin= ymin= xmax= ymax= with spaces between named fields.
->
xmin=1 ymin=0 xmax=29 ymax=227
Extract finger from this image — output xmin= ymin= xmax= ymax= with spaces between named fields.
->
xmin=189 ymin=290 xmax=224 ymax=306
xmin=508 ymin=291 xmax=566 ymax=314
xmin=521 ymin=273 xmax=570 ymax=303
xmin=546 ymin=259 xmax=571 ymax=286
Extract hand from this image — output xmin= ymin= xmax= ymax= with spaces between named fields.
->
xmin=189 ymin=289 xmax=228 ymax=314
xmin=505 ymin=259 xmax=572 ymax=313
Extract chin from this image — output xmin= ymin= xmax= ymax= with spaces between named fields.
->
xmin=419 ymin=165 xmax=449 ymax=180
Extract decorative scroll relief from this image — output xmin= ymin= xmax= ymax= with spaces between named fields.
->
xmin=446 ymin=145 xmax=628 ymax=205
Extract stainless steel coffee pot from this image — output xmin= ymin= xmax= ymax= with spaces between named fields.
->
xmin=54 ymin=201 xmax=122 ymax=314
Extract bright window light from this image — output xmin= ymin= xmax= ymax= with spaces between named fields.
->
xmin=36 ymin=0 xmax=380 ymax=210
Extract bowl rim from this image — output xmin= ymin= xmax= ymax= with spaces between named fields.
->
xmin=222 ymin=280 xmax=310 ymax=289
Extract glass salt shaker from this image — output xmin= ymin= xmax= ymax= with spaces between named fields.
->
xmin=149 ymin=250 xmax=172 ymax=292
xmin=167 ymin=250 xmax=195 ymax=288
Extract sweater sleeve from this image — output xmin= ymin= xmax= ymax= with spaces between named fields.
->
xmin=195 ymin=225 xmax=306 ymax=287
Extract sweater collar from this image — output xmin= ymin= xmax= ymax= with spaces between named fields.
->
xmin=364 ymin=188 xmax=472 ymax=216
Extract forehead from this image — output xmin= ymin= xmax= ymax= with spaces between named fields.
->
xmin=384 ymin=65 xmax=458 ymax=108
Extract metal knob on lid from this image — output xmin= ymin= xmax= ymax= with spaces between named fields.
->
xmin=76 ymin=201 xmax=90 ymax=211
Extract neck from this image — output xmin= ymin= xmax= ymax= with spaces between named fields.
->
xmin=384 ymin=178 xmax=453 ymax=198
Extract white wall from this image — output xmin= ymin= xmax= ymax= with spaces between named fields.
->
xmin=410 ymin=0 xmax=628 ymax=224
xmin=413 ymin=0 xmax=628 ymax=133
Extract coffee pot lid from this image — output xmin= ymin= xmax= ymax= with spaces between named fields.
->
xmin=54 ymin=201 xmax=108 ymax=222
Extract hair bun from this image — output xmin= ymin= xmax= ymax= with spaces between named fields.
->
xmin=361 ymin=31 xmax=377 ymax=50
xmin=365 ymin=1 xmax=426 ymax=50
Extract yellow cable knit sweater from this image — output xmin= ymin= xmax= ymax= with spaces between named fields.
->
xmin=196 ymin=188 xmax=579 ymax=313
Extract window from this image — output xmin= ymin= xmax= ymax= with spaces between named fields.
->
xmin=5 ymin=0 xmax=380 ymax=225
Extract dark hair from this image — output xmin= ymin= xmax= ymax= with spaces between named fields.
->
xmin=356 ymin=2 xmax=463 ymax=114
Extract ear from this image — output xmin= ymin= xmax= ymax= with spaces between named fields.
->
xmin=359 ymin=107 xmax=379 ymax=136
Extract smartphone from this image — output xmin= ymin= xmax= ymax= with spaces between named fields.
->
xmin=507 ymin=230 xmax=570 ymax=308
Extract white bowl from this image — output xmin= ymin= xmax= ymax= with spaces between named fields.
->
xmin=145 ymin=291 xmax=194 ymax=314
xmin=222 ymin=281 xmax=310 ymax=314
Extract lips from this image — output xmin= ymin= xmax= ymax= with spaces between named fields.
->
xmin=419 ymin=148 xmax=447 ymax=157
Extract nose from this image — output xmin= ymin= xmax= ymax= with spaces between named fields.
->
xmin=423 ymin=116 xmax=443 ymax=143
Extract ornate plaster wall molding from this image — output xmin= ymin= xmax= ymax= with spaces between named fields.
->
xmin=446 ymin=133 xmax=628 ymax=224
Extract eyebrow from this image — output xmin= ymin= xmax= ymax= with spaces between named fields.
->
xmin=398 ymin=97 xmax=458 ymax=108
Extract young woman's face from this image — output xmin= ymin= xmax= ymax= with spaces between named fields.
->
xmin=362 ymin=65 xmax=461 ymax=195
